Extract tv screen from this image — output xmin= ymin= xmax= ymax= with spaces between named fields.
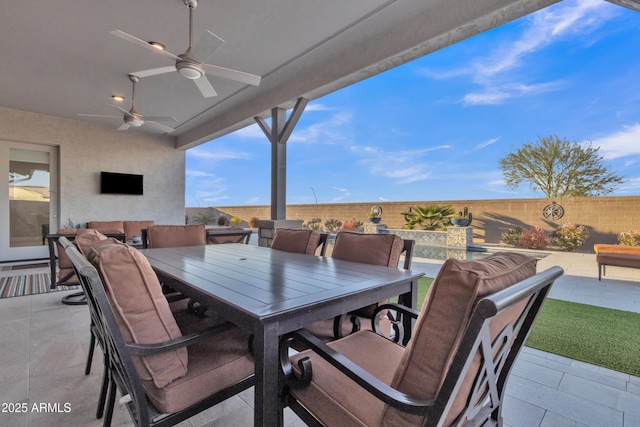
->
xmin=100 ymin=172 xmax=143 ymax=195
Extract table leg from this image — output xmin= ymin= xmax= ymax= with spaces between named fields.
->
xmin=254 ymin=323 xmax=283 ymax=427
xmin=398 ymin=279 xmax=418 ymax=345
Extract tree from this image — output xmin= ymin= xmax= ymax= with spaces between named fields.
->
xmin=499 ymin=135 xmax=624 ymax=198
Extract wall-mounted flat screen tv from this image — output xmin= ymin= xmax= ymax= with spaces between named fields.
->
xmin=100 ymin=171 xmax=143 ymax=195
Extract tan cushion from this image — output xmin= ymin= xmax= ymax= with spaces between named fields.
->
xmin=332 ymin=231 xmax=404 ymax=268
xmin=87 ymin=240 xmax=188 ymax=388
xmin=143 ymin=326 xmax=254 ymax=413
xmin=290 ymin=330 xmax=405 ymax=427
xmin=332 ymin=231 xmax=404 ymax=317
xmin=74 ymin=229 xmax=109 ymax=255
xmin=382 ymin=252 xmax=537 ymax=426
xmin=271 ymin=229 xmax=321 ymax=255
xmin=594 ymin=244 xmax=640 ymax=255
xmin=147 ymin=224 xmax=206 ymax=248
xmin=123 ymin=220 xmax=155 ymax=241
xmin=87 ymin=221 xmax=125 ymax=234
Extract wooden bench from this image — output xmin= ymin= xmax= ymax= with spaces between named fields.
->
xmin=594 ymin=244 xmax=640 ymax=280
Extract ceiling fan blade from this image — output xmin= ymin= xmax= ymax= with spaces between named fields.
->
xmin=131 ymin=66 xmax=177 ymax=79
xmin=191 ymin=31 xmax=225 ymax=63
xmin=145 ymin=121 xmax=175 ymax=133
xmin=117 ymin=123 xmax=130 ymax=131
xmin=193 ymin=76 xmax=217 ymax=98
xmin=144 ymin=116 xmax=177 ymax=122
xmin=78 ymin=114 xmax=119 ymax=119
xmin=111 ymin=105 xmax=133 ymax=117
xmin=110 ymin=30 xmax=179 ymax=60
xmin=202 ymin=64 xmax=261 ymax=86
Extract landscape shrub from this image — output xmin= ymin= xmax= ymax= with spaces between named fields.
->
xmin=249 ymin=217 xmax=260 ymax=228
xmin=618 ymin=230 xmax=640 ymax=246
xmin=303 ymin=218 xmax=322 ymax=231
xmin=230 ymin=216 xmax=242 ymax=226
xmin=324 ymin=219 xmax=342 ymax=233
xmin=342 ymin=218 xmax=363 ymax=232
xmin=517 ymin=226 xmax=550 ymax=250
xmin=501 ymin=227 xmax=523 ymax=246
xmin=552 ymin=223 xmax=590 ymax=251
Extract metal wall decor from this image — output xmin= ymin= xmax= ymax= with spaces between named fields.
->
xmin=542 ymin=201 xmax=564 ymax=220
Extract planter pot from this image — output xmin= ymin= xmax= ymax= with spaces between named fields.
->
xmin=368 ymin=217 xmax=381 ymax=224
xmin=450 ymin=218 xmax=470 ymax=227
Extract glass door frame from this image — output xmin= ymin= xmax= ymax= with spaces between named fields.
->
xmin=0 ymin=140 xmax=59 ymax=262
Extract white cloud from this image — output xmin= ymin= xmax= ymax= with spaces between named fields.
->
xmin=244 ymin=197 xmax=260 ymax=204
xmin=463 ymin=81 xmax=564 ymax=105
xmin=331 ymin=186 xmax=351 ymax=202
xmin=590 ymin=123 xmax=640 ymax=159
xmin=475 ymin=137 xmax=500 ymax=150
xmin=289 ymin=112 xmax=354 ymax=144
xmin=234 ymin=123 xmax=266 ymax=139
xmin=185 ymin=169 xmax=216 ymax=178
xmin=189 ymin=147 xmax=252 ymax=160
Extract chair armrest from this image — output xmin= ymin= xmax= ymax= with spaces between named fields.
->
xmin=126 ymin=321 xmax=234 ymax=356
xmin=280 ymin=328 xmax=432 ymax=415
xmin=371 ymin=303 xmax=420 ymax=343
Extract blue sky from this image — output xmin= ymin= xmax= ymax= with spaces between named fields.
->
xmin=186 ymin=0 xmax=640 ymax=207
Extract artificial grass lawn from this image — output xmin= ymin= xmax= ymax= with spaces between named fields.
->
xmin=414 ymin=277 xmax=640 ymax=377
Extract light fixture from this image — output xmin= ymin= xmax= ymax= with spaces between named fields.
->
xmin=148 ymin=41 xmax=165 ymax=50
xmin=111 ymin=95 xmax=125 ymax=102
xmin=176 ymin=58 xmax=204 ymax=79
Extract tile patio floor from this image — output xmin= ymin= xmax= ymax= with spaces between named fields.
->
xmin=0 ymin=250 xmax=638 ymax=426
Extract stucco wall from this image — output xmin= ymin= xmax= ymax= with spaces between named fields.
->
xmin=1 ymin=106 xmax=186 ymax=230
xmin=207 ymin=196 xmax=640 ymax=252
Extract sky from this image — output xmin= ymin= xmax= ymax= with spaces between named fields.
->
xmin=185 ymin=0 xmax=640 ymax=208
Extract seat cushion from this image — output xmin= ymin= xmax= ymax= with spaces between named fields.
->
xmin=382 ymin=252 xmax=537 ymax=426
xmin=147 ymin=224 xmax=206 ymax=248
xmin=143 ymin=326 xmax=254 ymax=414
xmin=87 ymin=240 xmax=188 ymax=388
xmin=290 ymin=330 xmax=404 ymax=427
xmin=271 ymin=229 xmax=321 ymax=255
xmin=123 ymin=220 xmax=155 ymax=241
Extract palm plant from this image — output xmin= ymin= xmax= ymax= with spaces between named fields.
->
xmin=401 ymin=204 xmax=455 ymax=230
xmin=191 ymin=212 xmax=216 ymax=225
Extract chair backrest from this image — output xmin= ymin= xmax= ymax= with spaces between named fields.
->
xmin=206 ymin=227 xmax=252 ymax=244
xmin=145 ymin=224 xmax=206 ymax=248
xmin=61 ymin=238 xmax=165 ymax=427
xmin=382 ymin=252 xmax=552 ymax=426
xmin=331 ymin=231 xmax=407 ymax=268
xmin=123 ymin=220 xmax=155 ymax=241
xmin=87 ymin=220 xmax=125 ymax=234
xmin=47 ymin=229 xmax=126 ymax=287
xmin=271 ymin=228 xmax=327 ymax=255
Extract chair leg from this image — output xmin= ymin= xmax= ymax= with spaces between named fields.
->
xmin=103 ymin=377 xmax=117 ymax=427
xmin=96 ymin=353 xmax=109 ymax=419
xmin=85 ymin=331 xmax=96 ymax=375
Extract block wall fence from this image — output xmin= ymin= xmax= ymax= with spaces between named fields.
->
xmin=187 ymin=196 xmax=640 ymax=253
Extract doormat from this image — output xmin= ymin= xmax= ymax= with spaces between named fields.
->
xmin=0 ymin=262 xmax=50 ymax=271
xmin=0 ymin=273 xmax=78 ymax=298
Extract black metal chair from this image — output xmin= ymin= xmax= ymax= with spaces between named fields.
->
xmin=280 ymin=254 xmax=563 ymax=427
xmin=63 ymin=239 xmax=255 ymax=427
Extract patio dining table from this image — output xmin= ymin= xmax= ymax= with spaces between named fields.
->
xmin=140 ymin=243 xmax=423 ymax=427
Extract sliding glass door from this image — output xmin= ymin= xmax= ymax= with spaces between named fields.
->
xmin=0 ymin=140 xmax=59 ymax=261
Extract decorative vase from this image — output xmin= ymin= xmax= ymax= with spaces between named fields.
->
xmin=132 ymin=236 xmax=142 ymax=244
xmin=368 ymin=217 xmax=381 ymax=224
xmin=450 ymin=218 xmax=470 ymax=227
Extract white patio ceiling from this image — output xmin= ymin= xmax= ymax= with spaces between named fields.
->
xmin=1 ymin=0 xmax=638 ymax=150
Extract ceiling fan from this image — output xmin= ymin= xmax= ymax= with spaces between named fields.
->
xmin=110 ymin=0 xmax=261 ymax=98
xmin=79 ymin=74 xmax=177 ymax=133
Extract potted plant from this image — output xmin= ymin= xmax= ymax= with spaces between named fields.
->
xmin=367 ymin=205 xmax=383 ymax=223
xmin=450 ymin=208 xmax=472 ymax=227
